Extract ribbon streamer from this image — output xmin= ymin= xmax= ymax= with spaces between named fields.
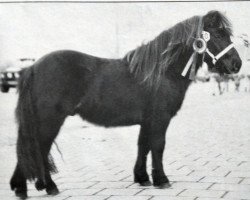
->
xmin=181 ymin=53 xmax=195 ymax=77
xmin=189 ymin=53 xmax=198 ymax=80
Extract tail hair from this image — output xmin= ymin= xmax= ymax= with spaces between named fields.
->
xmin=16 ymin=67 xmax=57 ymax=181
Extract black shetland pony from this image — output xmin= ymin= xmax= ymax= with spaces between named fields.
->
xmin=10 ymin=11 xmax=241 ymax=198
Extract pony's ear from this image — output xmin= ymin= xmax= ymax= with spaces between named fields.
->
xmin=203 ymin=10 xmax=222 ymax=29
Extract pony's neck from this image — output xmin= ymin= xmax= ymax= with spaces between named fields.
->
xmin=167 ymin=47 xmax=201 ymax=77
xmin=123 ymin=15 xmax=203 ymax=89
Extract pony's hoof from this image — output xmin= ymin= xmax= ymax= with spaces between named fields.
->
xmin=35 ymin=180 xmax=46 ymax=191
xmin=139 ymin=180 xmax=152 ymax=186
xmin=46 ymin=187 xmax=59 ymax=196
xmin=15 ymin=190 xmax=28 ymax=199
xmin=155 ymin=182 xmax=172 ymax=189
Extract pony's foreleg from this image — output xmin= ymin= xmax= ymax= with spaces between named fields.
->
xmin=150 ymin=117 xmax=171 ymax=188
xmin=134 ymin=124 xmax=151 ymax=186
xmin=10 ymin=163 xmax=27 ymax=199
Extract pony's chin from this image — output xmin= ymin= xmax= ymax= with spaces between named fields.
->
xmin=221 ymin=65 xmax=234 ymax=75
xmin=208 ymin=64 xmax=232 ymax=75
xmin=207 ymin=66 xmax=220 ymax=74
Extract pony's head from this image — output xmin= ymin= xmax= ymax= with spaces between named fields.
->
xmin=125 ymin=10 xmax=242 ymax=89
xmin=202 ymin=11 xmax=242 ymax=74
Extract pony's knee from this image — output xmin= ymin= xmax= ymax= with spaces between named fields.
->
xmin=151 ymin=140 xmax=165 ymax=153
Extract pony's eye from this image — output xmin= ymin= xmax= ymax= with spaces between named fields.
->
xmin=213 ymin=29 xmax=226 ymax=38
xmin=214 ymin=31 xmax=223 ymax=38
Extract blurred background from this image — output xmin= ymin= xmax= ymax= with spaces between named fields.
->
xmin=0 ymin=1 xmax=250 ymax=94
xmin=0 ymin=2 xmax=249 ymax=65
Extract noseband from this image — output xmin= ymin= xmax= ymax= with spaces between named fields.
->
xmin=181 ymin=30 xmax=235 ymax=79
xmin=206 ymin=42 xmax=234 ymax=65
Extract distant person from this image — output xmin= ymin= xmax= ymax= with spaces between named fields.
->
xmin=213 ymin=74 xmax=228 ymax=95
xmin=241 ymin=75 xmax=249 ymax=92
xmin=234 ymin=76 xmax=241 ymax=92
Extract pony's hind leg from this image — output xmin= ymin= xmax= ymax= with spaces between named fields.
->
xmin=35 ymin=165 xmax=58 ymax=195
xmin=134 ymin=124 xmax=151 ymax=186
xmin=35 ymin=108 xmax=66 ymax=195
xmin=35 ymin=169 xmax=58 ymax=195
xmin=10 ymin=163 xmax=27 ymax=199
xmin=10 ymin=129 xmax=28 ymax=199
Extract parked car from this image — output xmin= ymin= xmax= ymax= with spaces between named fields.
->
xmin=0 ymin=58 xmax=35 ymax=93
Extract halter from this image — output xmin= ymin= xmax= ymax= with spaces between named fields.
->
xmin=206 ymin=43 xmax=234 ymax=65
xmin=181 ymin=30 xmax=235 ymax=80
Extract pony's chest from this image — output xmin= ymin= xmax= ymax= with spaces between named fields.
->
xmin=155 ymin=80 xmax=188 ymax=116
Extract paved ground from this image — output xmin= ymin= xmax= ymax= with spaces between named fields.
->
xmin=0 ymin=82 xmax=250 ymax=200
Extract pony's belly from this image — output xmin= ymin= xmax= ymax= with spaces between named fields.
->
xmin=76 ymin=105 xmax=142 ymax=127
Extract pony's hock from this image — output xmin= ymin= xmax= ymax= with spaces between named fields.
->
xmin=10 ymin=10 xmax=241 ymax=198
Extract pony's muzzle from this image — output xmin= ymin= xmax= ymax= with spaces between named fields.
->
xmin=231 ymin=58 xmax=242 ymax=73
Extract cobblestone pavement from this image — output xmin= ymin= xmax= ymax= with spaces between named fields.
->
xmin=1 ymin=82 xmax=250 ymax=200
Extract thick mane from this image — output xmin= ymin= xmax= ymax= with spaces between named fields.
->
xmin=214 ymin=11 xmax=232 ymax=36
xmin=124 ymin=16 xmax=203 ymax=88
xmin=124 ymin=11 xmax=231 ymax=88
xmin=204 ymin=10 xmax=232 ymax=37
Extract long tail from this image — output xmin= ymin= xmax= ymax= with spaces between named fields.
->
xmin=15 ymin=67 xmax=45 ymax=181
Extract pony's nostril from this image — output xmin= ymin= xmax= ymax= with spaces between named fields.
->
xmin=238 ymin=59 xmax=242 ymax=69
xmin=232 ymin=59 xmax=241 ymax=73
xmin=234 ymin=66 xmax=238 ymax=72
xmin=232 ymin=64 xmax=239 ymax=73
